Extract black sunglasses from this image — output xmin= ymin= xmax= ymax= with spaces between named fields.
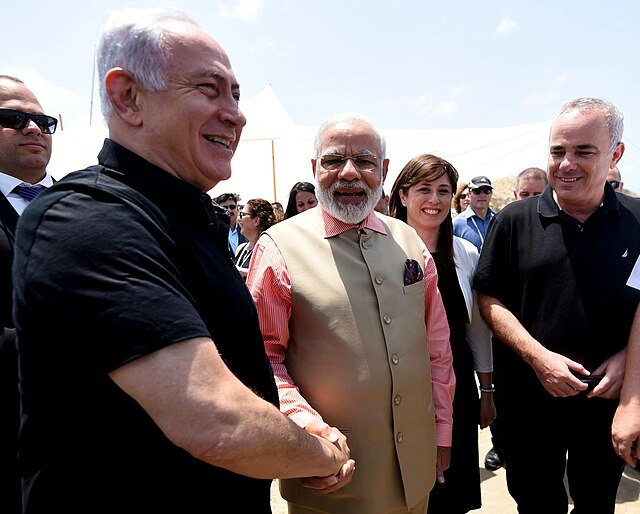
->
xmin=0 ymin=108 xmax=58 ymax=134
xmin=222 ymin=204 xmax=237 ymax=212
xmin=459 ymin=193 xmax=468 ymax=200
xmin=608 ymin=180 xmax=621 ymax=190
xmin=470 ymin=187 xmax=492 ymax=195
xmin=239 ymin=211 xmax=255 ymax=219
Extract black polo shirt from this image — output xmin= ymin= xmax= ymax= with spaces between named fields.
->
xmin=474 ymin=184 xmax=640 ymax=394
xmin=13 ymin=139 xmax=278 ymax=513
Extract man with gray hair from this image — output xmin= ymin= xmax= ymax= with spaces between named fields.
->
xmin=247 ymin=113 xmax=455 ymax=513
xmin=12 ymin=8 xmax=350 ymax=513
xmin=475 ymin=97 xmax=640 ymax=513
xmin=513 ymin=166 xmax=548 ymax=201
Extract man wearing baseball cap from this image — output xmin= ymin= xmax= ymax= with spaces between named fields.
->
xmin=453 ymin=175 xmax=495 ymax=251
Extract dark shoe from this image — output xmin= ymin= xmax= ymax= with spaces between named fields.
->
xmin=484 ymin=447 xmax=506 ymax=470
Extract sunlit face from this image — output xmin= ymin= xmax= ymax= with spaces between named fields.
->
xmin=312 ymin=120 xmax=388 ymax=224
xmin=295 ymin=191 xmax=317 ymax=213
xmin=469 ymin=186 xmax=492 ymax=212
xmin=459 ymin=188 xmax=470 ymax=211
xmin=606 ymin=167 xmax=623 ymax=192
xmin=237 ymin=205 xmax=258 ymax=238
xmin=136 ymin=23 xmax=246 ymax=191
xmin=548 ymin=108 xmax=623 ymax=212
xmin=219 ymin=199 xmax=238 ymax=227
xmin=400 ymin=175 xmax=453 ymax=235
xmin=515 ymin=178 xmax=547 ymax=200
xmin=0 ymin=78 xmax=52 ymax=181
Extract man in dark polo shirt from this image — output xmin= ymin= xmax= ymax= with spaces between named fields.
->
xmin=475 ymin=97 xmax=640 ymax=514
xmin=12 ymin=8 xmax=349 ymax=514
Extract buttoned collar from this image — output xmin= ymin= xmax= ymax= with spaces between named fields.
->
xmin=318 ymin=204 xmax=388 ymax=238
xmin=537 ymin=182 xmax=620 ymax=220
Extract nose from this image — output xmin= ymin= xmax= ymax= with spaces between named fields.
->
xmin=337 ymin=158 xmax=361 ymax=181
xmin=219 ymin=96 xmax=247 ymax=129
xmin=22 ymin=119 xmax=43 ymax=135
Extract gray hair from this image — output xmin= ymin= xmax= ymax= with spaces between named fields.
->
xmin=556 ymin=97 xmax=624 ymax=155
xmin=313 ymin=113 xmax=387 ymax=160
xmin=96 ymin=7 xmax=198 ymax=120
xmin=515 ymin=167 xmax=548 ymax=191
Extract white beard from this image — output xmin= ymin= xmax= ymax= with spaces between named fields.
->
xmin=316 ymin=178 xmax=383 ymax=224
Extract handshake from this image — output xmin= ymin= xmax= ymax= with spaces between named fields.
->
xmin=302 ymin=419 xmax=356 ymax=494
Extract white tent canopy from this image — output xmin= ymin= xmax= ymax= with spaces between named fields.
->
xmin=49 ymin=84 xmax=562 ymax=203
xmin=211 ymin=84 xmax=552 ymax=202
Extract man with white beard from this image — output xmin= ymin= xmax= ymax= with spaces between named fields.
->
xmin=247 ymin=113 xmax=455 ymax=514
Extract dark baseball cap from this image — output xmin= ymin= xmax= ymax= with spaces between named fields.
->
xmin=468 ymin=176 xmax=493 ymax=190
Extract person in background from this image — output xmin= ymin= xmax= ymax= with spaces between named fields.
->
xmin=513 ymin=167 xmax=548 ymax=201
xmin=216 ymin=192 xmax=248 ymax=255
xmin=234 ymin=198 xmax=279 ymax=280
xmin=0 ymin=74 xmax=56 ymax=514
xmin=452 ymin=182 xmax=469 ymax=215
xmin=247 ymin=113 xmax=454 ymax=513
xmin=389 ymin=153 xmax=495 ymax=514
xmin=284 ymin=180 xmax=317 ymax=219
xmin=271 ymin=200 xmax=285 ymax=221
xmin=608 ymin=165 xmax=624 ymax=193
xmin=453 ymin=176 xmax=494 ymax=251
xmin=475 ymin=97 xmax=640 ymax=513
xmin=374 ymin=188 xmax=390 ymax=215
xmin=11 ymin=8 xmax=350 ymax=513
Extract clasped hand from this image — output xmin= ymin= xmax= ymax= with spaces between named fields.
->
xmin=303 ymin=420 xmax=356 ymax=493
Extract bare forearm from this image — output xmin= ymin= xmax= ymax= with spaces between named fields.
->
xmin=477 ymin=294 xmax=543 ymax=365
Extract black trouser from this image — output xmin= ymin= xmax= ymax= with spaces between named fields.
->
xmin=504 ymin=391 xmax=624 ymax=514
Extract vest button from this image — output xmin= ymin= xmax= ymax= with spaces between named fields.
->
xmin=391 ymin=354 xmax=399 ymax=365
xmin=375 ymin=275 xmax=383 ymax=284
xmin=396 ymin=432 xmax=404 ymax=443
xmin=394 ymin=395 xmax=402 ymax=405
xmin=383 ymin=315 xmax=392 ymax=324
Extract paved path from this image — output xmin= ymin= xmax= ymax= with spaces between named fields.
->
xmin=271 ymin=426 xmax=640 ymax=513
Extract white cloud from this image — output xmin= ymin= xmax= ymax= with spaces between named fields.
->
xmin=388 ymin=91 xmax=461 ymax=118
xmin=249 ymin=37 xmax=277 ymax=56
xmin=495 ymin=16 xmax=519 ymax=37
xmin=218 ymin=0 xmax=267 ymax=21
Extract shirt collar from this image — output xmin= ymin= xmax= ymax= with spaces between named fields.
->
xmin=0 ymin=170 xmax=53 ymax=197
xmin=537 ymin=182 xmax=620 ymax=220
xmin=319 ymin=205 xmax=388 ymax=238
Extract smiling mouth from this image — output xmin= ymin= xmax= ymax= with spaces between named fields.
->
xmin=423 ymin=208 xmax=440 ymax=215
xmin=203 ymin=135 xmax=231 ymax=148
xmin=559 ymin=177 xmax=580 ymax=183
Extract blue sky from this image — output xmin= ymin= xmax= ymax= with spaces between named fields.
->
xmin=3 ymin=0 xmax=640 ymax=192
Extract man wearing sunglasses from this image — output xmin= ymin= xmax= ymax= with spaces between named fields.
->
xmin=0 ymin=74 xmax=56 ymax=514
xmin=215 ymin=192 xmax=248 ymax=255
xmin=608 ymin=165 xmax=624 ymax=193
xmin=452 ymin=175 xmax=495 ymax=252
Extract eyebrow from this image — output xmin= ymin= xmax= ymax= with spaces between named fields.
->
xmin=189 ymin=70 xmax=241 ymax=93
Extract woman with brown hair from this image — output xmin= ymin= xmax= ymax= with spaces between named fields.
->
xmin=389 ymin=154 xmax=495 ymax=514
xmin=452 ymin=182 xmax=470 ymax=215
xmin=235 ymin=198 xmax=279 ymax=279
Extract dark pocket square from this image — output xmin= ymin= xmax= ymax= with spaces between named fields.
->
xmin=404 ymin=259 xmax=424 ymax=285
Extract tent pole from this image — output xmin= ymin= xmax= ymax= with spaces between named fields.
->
xmin=271 ymin=139 xmax=277 ymax=201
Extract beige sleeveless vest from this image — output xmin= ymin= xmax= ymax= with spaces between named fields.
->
xmin=267 ymin=208 xmax=437 ymax=513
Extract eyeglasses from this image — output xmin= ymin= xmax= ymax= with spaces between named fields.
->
xmin=238 ymin=211 xmax=254 ymax=219
xmin=459 ymin=193 xmax=468 ymax=200
xmin=0 ymin=108 xmax=58 ymax=134
xmin=221 ymin=204 xmax=237 ymax=213
xmin=470 ymin=187 xmax=492 ymax=195
xmin=608 ymin=180 xmax=621 ymax=190
xmin=319 ymin=154 xmax=379 ymax=172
